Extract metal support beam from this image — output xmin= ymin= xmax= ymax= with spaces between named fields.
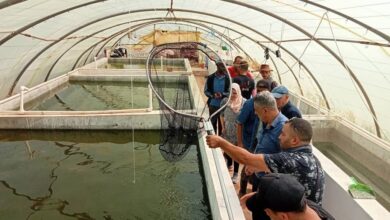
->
xmin=222 ymin=0 xmax=382 ymax=138
xmin=0 ymin=0 xmax=25 ymax=10
xmin=0 ymin=1 xmax=105 ymax=46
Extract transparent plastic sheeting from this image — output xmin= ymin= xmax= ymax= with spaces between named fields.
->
xmin=0 ymin=0 xmax=389 ymax=141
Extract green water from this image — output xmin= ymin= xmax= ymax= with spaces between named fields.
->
xmin=0 ymin=130 xmax=211 ymax=220
xmin=31 ymin=81 xmax=192 ymax=111
xmin=315 ymin=142 xmax=390 ymax=211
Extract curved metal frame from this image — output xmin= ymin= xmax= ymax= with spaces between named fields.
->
xmin=84 ymin=19 xmax=296 ymax=97
xmin=221 ymin=0 xmax=382 ymax=137
xmin=297 ymin=0 xmax=390 ymax=43
xmin=99 ymin=19 xmax=303 ymax=96
xmin=0 ymin=0 xmax=25 ymax=10
xmin=0 ymin=0 xmax=105 ymax=46
xmin=2 ymin=4 xmax=381 ymax=136
xmin=146 ymin=41 xmax=232 ymax=122
xmin=7 ymin=9 xmax=329 ymax=111
xmin=45 ymin=20 xmax=162 ymax=80
xmin=104 ymin=22 xmax=254 ymax=65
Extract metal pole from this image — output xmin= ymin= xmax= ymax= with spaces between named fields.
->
xmin=148 ymin=84 xmax=153 ymax=111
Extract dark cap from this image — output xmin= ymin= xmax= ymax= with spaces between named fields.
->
xmin=246 ymin=173 xmax=306 ymax=213
xmin=256 ymin=79 xmax=272 ymax=91
xmin=271 ymin=85 xmax=289 ymax=98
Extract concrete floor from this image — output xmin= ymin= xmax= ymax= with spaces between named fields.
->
xmin=194 ymin=72 xmax=253 ymax=220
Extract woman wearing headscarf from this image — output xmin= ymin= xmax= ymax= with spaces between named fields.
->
xmin=220 ymin=83 xmax=245 ymax=184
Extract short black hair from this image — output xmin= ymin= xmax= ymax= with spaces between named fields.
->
xmin=286 ymin=118 xmax=313 ymax=142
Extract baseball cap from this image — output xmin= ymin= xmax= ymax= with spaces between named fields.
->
xmin=246 ymin=173 xmax=306 ymax=213
xmin=271 ymin=85 xmax=289 ymax=99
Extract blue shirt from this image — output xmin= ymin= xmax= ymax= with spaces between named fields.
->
xmin=236 ymin=98 xmax=258 ymax=151
xmin=254 ymin=112 xmax=288 ymax=154
xmin=204 ymin=74 xmax=226 ymax=107
xmin=281 ymin=101 xmax=302 ymax=119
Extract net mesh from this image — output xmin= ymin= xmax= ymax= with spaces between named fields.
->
xmin=147 ymin=42 xmax=230 ymax=162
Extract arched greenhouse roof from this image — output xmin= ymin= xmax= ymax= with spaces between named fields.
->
xmin=0 ymin=0 xmax=390 ymax=141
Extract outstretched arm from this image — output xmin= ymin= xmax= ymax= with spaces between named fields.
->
xmin=206 ymin=135 xmax=270 ymax=172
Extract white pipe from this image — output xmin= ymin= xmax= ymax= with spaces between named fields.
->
xmin=19 ymin=86 xmax=28 ymax=112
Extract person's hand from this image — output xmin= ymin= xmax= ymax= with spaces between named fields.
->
xmin=240 ymin=192 xmax=256 ymax=209
xmin=237 ymin=142 xmax=244 ymax=149
xmin=206 ymin=135 xmax=222 ymax=148
xmin=214 ymin=92 xmax=222 ymax=99
xmin=245 ymin=166 xmax=254 ymax=175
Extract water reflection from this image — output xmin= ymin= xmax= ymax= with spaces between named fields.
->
xmin=0 ymin=130 xmax=210 ymax=220
xmin=1 ymin=141 xmax=97 ymax=219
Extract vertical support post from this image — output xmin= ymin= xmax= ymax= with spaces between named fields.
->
xmin=153 ymin=24 xmax=156 ymax=46
xmin=19 ymin=86 xmax=27 ymax=112
xmin=94 ymin=56 xmax=97 ymax=69
xmin=317 ymin=95 xmax=322 ymax=115
xmin=161 ymin=56 xmax=163 ymax=71
xmin=148 ymin=84 xmax=153 ymax=112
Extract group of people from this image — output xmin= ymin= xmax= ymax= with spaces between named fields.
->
xmin=204 ymin=56 xmax=334 ymax=220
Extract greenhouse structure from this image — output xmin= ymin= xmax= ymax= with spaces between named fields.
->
xmin=0 ymin=0 xmax=389 ymax=219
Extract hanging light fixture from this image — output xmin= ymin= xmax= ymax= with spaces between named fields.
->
xmin=264 ymin=47 xmax=270 ymax=60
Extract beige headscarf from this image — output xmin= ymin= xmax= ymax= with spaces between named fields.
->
xmin=229 ymin=83 xmax=243 ymax=113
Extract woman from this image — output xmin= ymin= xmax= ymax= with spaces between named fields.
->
xmin=220 ymin=83 xmax=245 ymax=184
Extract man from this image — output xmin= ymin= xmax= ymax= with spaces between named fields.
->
xmin=251 ymin=91 xmax=287 ymax=156
xmin=259 ymin=64 xmax=278 ymax=90
xmin=271 ymin=85 xmax=302 ymax=119
xmin=206 ymin=117 xmax=325 ymax=206
xmin=228 ymin=56 xmax=253 ymax=79
xmin=241 ymin=173 xmax=334 ymax=220
xmin=242 ymin=91 xmax=287 ymax=220
xmin=236 ymin=80 xmax=272 ymax=197
xmin=204 ymin=62 xmax=230 ymax=134
xmin=233 ymin=60 xmax=255 ymax=99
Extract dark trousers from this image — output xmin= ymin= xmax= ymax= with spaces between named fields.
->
xmin=209 ymin=105 xmax=222 ymax=135
xmin=239 ymin=166 xmax=250 ymax=194
xmin=225 ymin=153 xmax=239 ymax=173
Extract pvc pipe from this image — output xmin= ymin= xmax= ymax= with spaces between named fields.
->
xmin=19 ymin=86 xmax=28 ymax=112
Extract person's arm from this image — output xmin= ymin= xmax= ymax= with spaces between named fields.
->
xmin=220 ymin=115 xmax=226 ymax=135
xmin=204 ymin=79 xmax=213 ymax=98
xmin=236 ymin=100 xmax=250 ymax=149
xmin=206 ymin=135 xmax=270 ymax=172
xmin=222 ymin=75 xmax=230 ymax=98
xmin=240 ymin=192 xmax=256 ymax=209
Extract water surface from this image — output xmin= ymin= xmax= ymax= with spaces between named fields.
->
xmin=0 ymin=130 xmax=211 ymax=220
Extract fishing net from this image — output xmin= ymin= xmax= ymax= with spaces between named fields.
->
xmin=146 ymin=42 xmax=231 ymax=162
